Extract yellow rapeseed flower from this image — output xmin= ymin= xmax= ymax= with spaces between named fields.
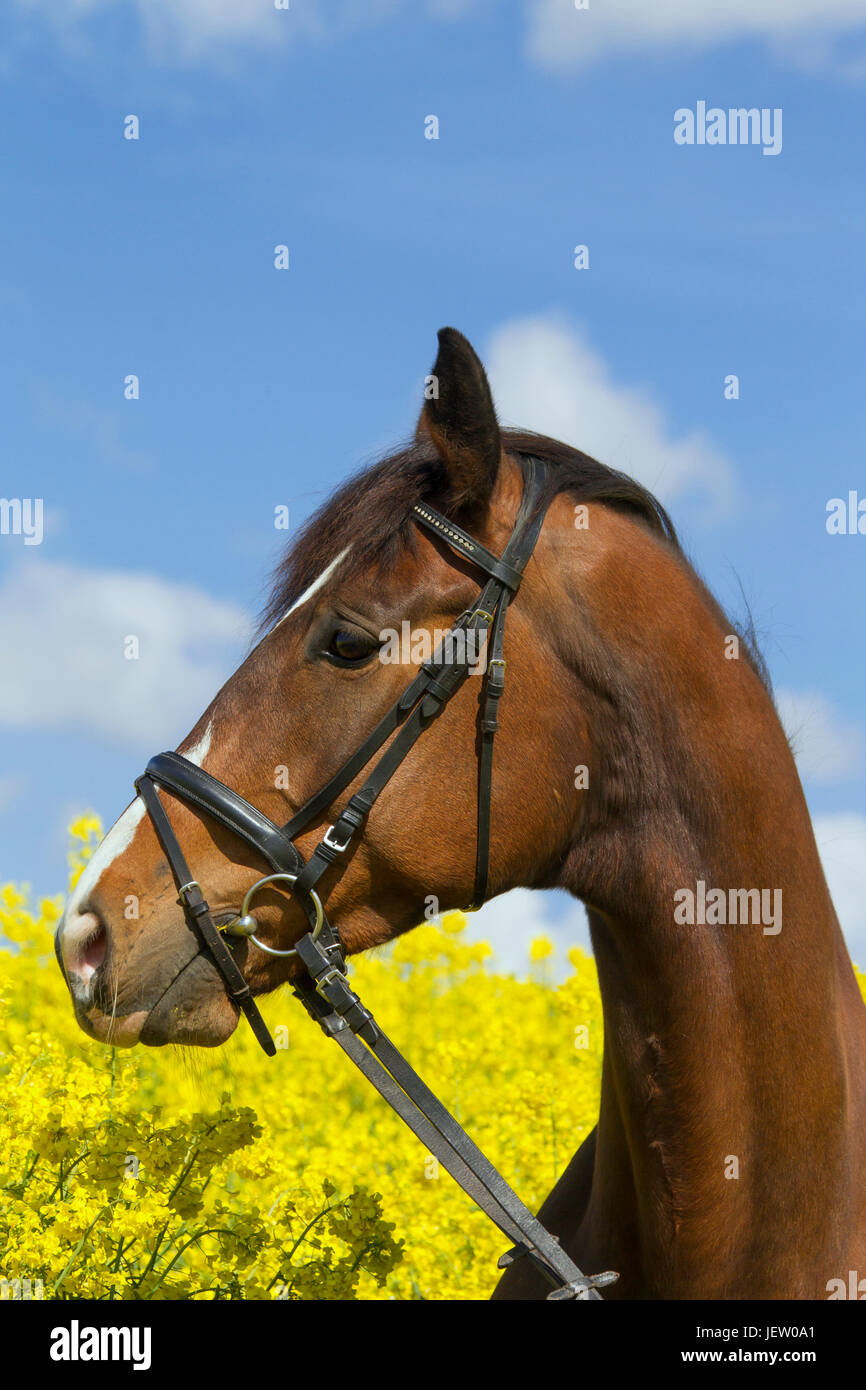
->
xmin=529 ymin=935 xmax=554 ymax=962
xmin=6 ymin=821 xmax=859 ymax=1299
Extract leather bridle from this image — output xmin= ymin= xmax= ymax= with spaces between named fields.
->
xmin=134 ymin=455 xmax=618 ymax=1300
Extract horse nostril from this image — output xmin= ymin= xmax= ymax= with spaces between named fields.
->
xmin=83 ymin=923 xmax=107 ymax=973
xmin=60 ymin=908 xmax=108 ymax=986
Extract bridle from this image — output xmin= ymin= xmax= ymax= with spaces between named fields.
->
xmin=134 ymin=455 xmax=618 ymax=1300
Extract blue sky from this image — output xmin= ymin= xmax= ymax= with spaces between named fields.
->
xmin=1 ymin=0 xmax=864 ymax=971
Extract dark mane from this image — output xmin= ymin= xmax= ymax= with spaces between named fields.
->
xmin=259 ymin=429 xmax=769 ymax=689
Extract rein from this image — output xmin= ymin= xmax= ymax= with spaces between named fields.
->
xmin=134 ymin=456 xmax=618 ymax=1300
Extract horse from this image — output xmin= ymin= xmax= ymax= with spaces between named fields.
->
xmin=56 ymin=327 xmax=866 ymax=1299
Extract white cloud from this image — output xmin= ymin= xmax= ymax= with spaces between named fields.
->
xmin=12 ymin=0 xmax=866 ymax=68
xmin=486 ymin=315 xmax=735 ymax=511
xmin=527 ymin=0 xmax=866 ymax=72
xmin=814 ymin=813 xmax=866 ymax=968
xmin=15 ymin=0 xmax=278 ymax=55
xmin=0 ymin=560 xmax=248 ymax=747
xmin=11 ymin=0 xmax=398 ymax=61
xmin=777 ymin=689 xmax=864 ymax=783
xmin=134 ymin=0 xmax=295 ymax=55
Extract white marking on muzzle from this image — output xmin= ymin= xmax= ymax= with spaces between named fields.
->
xmin=65 ymin=796 xmax=147 ymax=921
xmin=64 ymin=718 xmax=214 ymax=921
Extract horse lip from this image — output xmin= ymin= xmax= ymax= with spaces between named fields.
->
xmin=83 ymin=1008 xmax=149 ymax=1048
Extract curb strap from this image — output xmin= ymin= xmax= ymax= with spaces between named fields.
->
xmin=292 ymin=922 xmax=619 ymax=1301
xmin=135 ymin=774 xmax=277 ymax=1057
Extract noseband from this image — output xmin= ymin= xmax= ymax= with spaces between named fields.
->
xmin=134 ymin=456 xmax=618 ymax=1300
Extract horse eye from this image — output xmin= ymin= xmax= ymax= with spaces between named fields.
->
xmin=326 ymin=629 xmax=379 ymax=666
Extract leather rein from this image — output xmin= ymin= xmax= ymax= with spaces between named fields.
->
xmin=134 ymin=455 xmax=618 ymax=1300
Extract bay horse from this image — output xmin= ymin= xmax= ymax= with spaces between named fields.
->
xmin=56 ymin=327 xmax=866 ymax=1299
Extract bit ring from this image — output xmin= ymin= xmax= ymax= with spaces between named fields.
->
xmin=222 ymin=872 xmax=324 ymax=958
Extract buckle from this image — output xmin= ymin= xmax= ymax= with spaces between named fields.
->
xmin=314 ymin=963 xmax=349 ymax=999
xmin=176 ymin=880 xmax=201 ymax=902
xmin=487 ymin=657 xmax=506 ymax=691
xmin=547 ymin=1270 xmax=619 ymax=1300
xmin=497 ymin=1243 xmax=618 ymax=1299
xmin=323 ymin=824 xmax=350 ymax=852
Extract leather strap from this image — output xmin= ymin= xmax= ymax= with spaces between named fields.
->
xmin=292 ymin=929 xmax=617 ymax=1299
xmin=411 ymin=504 xmax=524 ymax=591
xmin=473 ymin=596 xmax=508 ymax=907
xmin=135 ymin=774 xmax=277 ymax=1056
xmin=467 ymin=457 xmax=549 ymax=904
xmin=280 ymin=661 xmax=434 ymax=842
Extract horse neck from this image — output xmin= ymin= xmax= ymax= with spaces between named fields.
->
xmin=549 ymin=534 xmax=866 ymax=1293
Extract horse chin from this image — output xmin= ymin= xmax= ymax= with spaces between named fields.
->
xmin=74 ymin=953 xmax=243 ymax=1050
xmin=78 ymin=1007 xmax=150 ymax=1049
xmin=137 ymin=966 xmax=241 ymax=1049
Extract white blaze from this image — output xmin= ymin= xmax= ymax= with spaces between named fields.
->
xmin=273 ymin=547 xmax=351 ymax=627
xmin=180 ymin=719 xmax=213 ymax=767
xmin=65 ymin=719 xmax=214 ymax=917
xmin=65 ymin=796 xmax=147 ymax=919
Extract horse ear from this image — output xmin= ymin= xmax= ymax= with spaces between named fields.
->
xmin=416 ymin=327 xmax=501 ymax=513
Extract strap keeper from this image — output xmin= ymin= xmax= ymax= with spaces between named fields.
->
xmin=176 ymin=881 xmax=211 ymax=918
xmin=344 ymin=790 xmax=375 ymax=821
xmin=424 ymin=675 xmax=451 ymax=704
xmin=419 ymin=657 xmax=445 ymax=682
xmin=312 ymin=964 xmax=381 ymax=1044
xmin=398 ymin=684 xmax=420 ymax=712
